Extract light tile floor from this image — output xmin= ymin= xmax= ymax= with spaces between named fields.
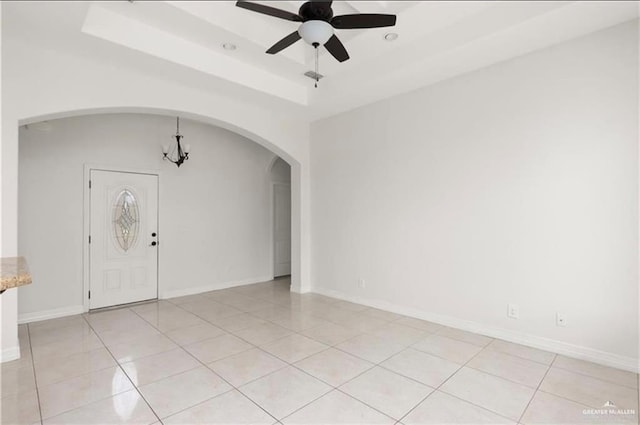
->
xmin=2 ymin=278 xmax=638 ymax=425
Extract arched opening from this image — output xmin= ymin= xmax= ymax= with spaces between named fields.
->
xmin=269 ymin=157 xmax=292 ymax=280
xmin=16 ymin=109 xmax=304 ymax=316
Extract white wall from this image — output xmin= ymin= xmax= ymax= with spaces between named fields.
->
xmin=0 ymin=2 xmax=21 ymax=362
xmin=18 ymin=114 xmax=277 ymax=316
xmin=311 ymin=21 xmax=639 ymax=370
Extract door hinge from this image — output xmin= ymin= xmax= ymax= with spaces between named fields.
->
xmin=89 ymin=180 xmax=92 ymax=189
xmin=88 ymin=290 xmax=91 ymax=299
xmin=89 ymin=235 xmax=91 ymax=244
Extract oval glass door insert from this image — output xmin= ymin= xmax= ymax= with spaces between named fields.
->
xmin=113 ymin=189 xmax=140 ymax=252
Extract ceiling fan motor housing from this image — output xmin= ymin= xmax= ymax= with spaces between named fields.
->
xmin=299 ymin=2 xmax=333 ymax=22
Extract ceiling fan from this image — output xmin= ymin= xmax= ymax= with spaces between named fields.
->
xmin=235 ymin=1 xmax=397 ymax=64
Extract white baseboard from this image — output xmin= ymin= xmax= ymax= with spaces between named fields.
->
xmin=16 ymin=277 xmax=275 ymax=324
xmin=290 ymin=283 xmax=310 ymax=294
xmin=18 ymin=305 xmax=85 ymax=325
xmin=313 ymin=286 xmax=639 ymax=374
xmin=0 ymin=345 xmax=21 ymax=363
xmin=160 ymin=276 xmax=274 ymax=300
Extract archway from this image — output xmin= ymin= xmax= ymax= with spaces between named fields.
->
xmin=269 ymin=157 xmax=292 ymax=280
xmin=17 ymin=107 xmax=304 ymax=293
xmin=19 ymin=111 xmax=303 ymax=316
xmin=13 ymin=106 xmax=306 ymax=289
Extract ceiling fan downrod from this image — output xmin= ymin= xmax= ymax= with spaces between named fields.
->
xmin=314 ymin=42 xmax=319 ymax=88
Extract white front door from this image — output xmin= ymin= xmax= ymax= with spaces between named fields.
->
xmin=90 ymin=170 xmax=158 ymax=309
xmin=273 ymin=183 xmax=291 ymax=277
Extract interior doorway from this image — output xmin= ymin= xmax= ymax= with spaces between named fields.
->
xmin=270 ymin=158 xmax=291 ymax=278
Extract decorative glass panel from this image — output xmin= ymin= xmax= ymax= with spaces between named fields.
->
xmin=112 ymin=189 xmax=139 ymax=252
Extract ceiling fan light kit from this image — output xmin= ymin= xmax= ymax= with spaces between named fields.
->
xmin=236 ymin=1 xmax=396 ymax=86
xmin=298 ymin=20 xmax=333 ymax=46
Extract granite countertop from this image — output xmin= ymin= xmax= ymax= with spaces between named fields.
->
xmin=0 ymin=257 xmax=32 ymax=292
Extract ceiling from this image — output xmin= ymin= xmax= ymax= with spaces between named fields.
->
xmin=4 ymin=1 xmax=639 ymax=120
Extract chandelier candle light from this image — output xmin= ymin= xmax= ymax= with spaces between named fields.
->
xmin=162 ymin=117 xmax=190 ymax=167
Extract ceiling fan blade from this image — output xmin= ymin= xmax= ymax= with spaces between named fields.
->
xmin=331 ymin=14 xmax=396 ymax=29
xmin=266 ymin=31 xmax=302 ymax=54
xmin=324 ymin=34 xmax=349 ymax=62
xmin=236 ymin=1 xmax=302 ymax=22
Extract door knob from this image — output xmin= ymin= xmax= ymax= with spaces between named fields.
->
xmin=150 ymin=241 xmax=157 ymax=246
xmin=152 ymin=232 xmax=157 ymax=237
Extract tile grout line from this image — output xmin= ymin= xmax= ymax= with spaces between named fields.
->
xmin=531 ymin=357 xmax=640 ymax=413
xmin=543 ymin=363 xmax=639 ymax=391
xmin=128 ymin=303 xmax=281 ymax=424
xmin=26 ymin=324 xmax=44 ymax=425
xmin=20 ymin=288 xmax=360 ymax=422
xmin=117 ymin=344 xmax=206 ymax=388
xmin=80 ymin=310 xmax=163 ymax=424
xmin=167 ymin=297 xmax=298 ymax=361
xmin=451 ymin=357 xmax=551 ymax=391
xmin=333 ymin=388 xmax=401 ymax=423
xmin=475 ymin=339 xmax=555 ymax=367
xmin=516 ymin=353 xmax=557 ymax=425
xmin=374 ymin=339 xmax=555 ymax=393
xmin=293 ymin=350 xmax=377 ymax=388
xmin=159 ymin=293 xmax=400 ymax=422
xmin=23 ymin=283 xmax=635 ymax=425
xmin=326 ymin=330 xmax=456 ymax=375
xmin=29 ymin=343 xmax=129 ymax=419
xmin=397 ymin=338 xmax=514 ymax=424
xmin=169 ymin=291 xmax=531 ymax=423
xmin=170 ymin=304 xmax=284 ymax=348
xmin=282 ymin=325 xmax=507 ymax=423
xmin=534 ymin=388 xmax=606 ymax=410
xmin=286 ymin=332 xmax=481 ymax=423
xmin=330 ymin=348 xmax=431 ymax=423
xmin=310 ymin=306 xmax=563 ymax=373
xmin=390 ymin=338 xmax=640 ymax=420
xmin=30 ymin=348 xmax=121 ymax=388
xmin=165 ymin=288 xmax=368 ymax=364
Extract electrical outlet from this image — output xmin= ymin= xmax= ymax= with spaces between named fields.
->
xmin=507 ymin=304 xmax=519 ymax=319
xmin=556 ymin=312 xmax=567 ymax=327
xmin=358 ymin=278 xmax=366 ymax=289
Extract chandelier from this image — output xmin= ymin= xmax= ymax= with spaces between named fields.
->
xmin=162 ymin=117 xmax=190 ymax=167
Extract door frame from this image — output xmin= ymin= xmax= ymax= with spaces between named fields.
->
xmin=272 ymin=181 xmax=291 ymax=278
xmin=82 ymin=164 xmax=161 ymax=312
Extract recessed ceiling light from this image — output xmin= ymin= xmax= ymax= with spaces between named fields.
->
xmin=384 ymin=33 xmax=399 ymax=41
xmin=223 ymin=43 xmax=237 ymax=51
